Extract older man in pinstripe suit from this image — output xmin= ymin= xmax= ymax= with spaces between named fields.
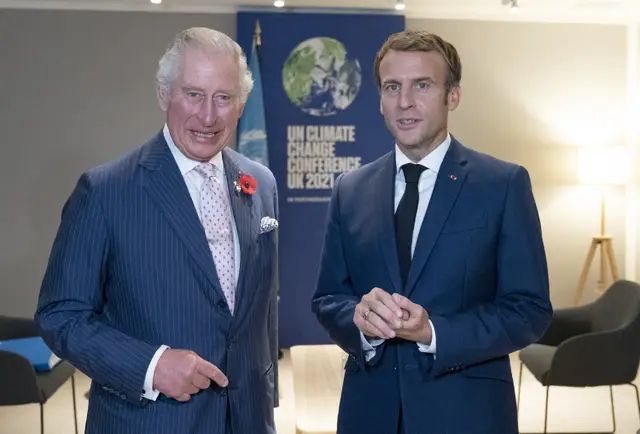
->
xmin=35 ymin=27 xmax=279 ymax=434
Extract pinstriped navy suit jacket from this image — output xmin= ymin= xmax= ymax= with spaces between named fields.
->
xmin=35 ymin=132 xmax=279 ymax=434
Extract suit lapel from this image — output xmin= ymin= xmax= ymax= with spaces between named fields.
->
xmin=139 ymin=133 xmax=225 ymax=302
xmin=375 ymin=152 xmax=403 ymax=294
xmin=405 ymin=139 xmax=468 ymax=297
xmin=221 ymin=148 xmax=259 ymax=319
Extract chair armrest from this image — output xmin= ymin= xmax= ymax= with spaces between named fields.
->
xmin=0 ymin=315 xmax=39 ymax=340
xmin=0 ymin=350 xmax=42 ymax=405
xmin=547 ymin=330 xmax=636 ymax=387
xmin=537 ymin=305 xmax=593 ymax=346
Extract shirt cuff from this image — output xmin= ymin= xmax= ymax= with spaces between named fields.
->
xmin=360 ymin=331 xmax=384 ymax=362
xmin=416 ymin=320 xmax=436 ymax=354
xmin=142 ymin=345 xmax=170 ymax=401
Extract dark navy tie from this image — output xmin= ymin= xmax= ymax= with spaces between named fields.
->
xmin=395 ymin=163 xmax=426 ymax=288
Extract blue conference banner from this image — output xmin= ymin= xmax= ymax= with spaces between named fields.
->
xmin=237 ymin=10 xmax=404 ymax=347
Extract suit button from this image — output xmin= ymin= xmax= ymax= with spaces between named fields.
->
xmin=220 ymin=388 xmax=227 ymax=397
xmin=218 ymin=300 xmax=226 ymax=308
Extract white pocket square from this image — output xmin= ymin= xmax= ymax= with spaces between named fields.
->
xmin=259 ymin=216 xmax=278 ymax=234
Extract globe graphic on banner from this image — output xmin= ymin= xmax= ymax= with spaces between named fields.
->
xmin=282 ymin=37 xmax=362 ymax=117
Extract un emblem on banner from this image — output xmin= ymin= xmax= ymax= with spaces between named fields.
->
xmin=282 ymin=37 xmax=362 ymax=117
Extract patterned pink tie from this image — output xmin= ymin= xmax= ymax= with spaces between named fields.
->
xmin=194 ymin=162 xmax=236 ymax=313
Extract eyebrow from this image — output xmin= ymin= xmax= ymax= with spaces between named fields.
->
xmin=415 ymin=76 xmax=436 ymax=84
xmin=181 ymin=84 xmax=205 ymax=92
xmin=181 ymin=84 xmax=236 ymax=96
xmin=382 ymin=76 xmax=436 ymax=86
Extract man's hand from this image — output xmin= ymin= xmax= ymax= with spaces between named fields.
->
xmin=153 ymin=349 xmax=229 ymax=402
xmin=391 ymin=293 xmax=432 ymax=345
xmin=354 ymin=287 xmax=407 ymax=340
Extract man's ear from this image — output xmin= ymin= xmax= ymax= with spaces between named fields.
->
xmin=157 ymin=86 xmax=169 ymax=111
xmin=446 ymin=86 xmax=461 ymax=111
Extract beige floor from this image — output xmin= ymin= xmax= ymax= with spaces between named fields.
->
xmin=0 ymin=351 xmax=638 ymax=434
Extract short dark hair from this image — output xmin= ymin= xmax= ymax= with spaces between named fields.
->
xmin=374 ymin=30 xmax=462 ymax=94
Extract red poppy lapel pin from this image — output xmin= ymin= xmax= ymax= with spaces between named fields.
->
xmin=234 ymin=171 xmax=257 ymax=196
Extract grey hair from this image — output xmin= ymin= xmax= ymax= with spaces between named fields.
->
xmin=156 ymin=27 xmax=253 ymax=104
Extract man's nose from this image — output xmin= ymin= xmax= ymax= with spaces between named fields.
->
xmin=399 ymin=88 xmax=415 ymax=109
xmin=198 ymin=99 xmax=217 ymax=126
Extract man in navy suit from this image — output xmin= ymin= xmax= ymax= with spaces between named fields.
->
xmin=312 ymin=30 xmax=553 ymax=433
xmin=35 ymin=27 xmax=279 ymax=434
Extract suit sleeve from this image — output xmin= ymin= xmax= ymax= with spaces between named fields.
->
xmin=35 ymin=173 xmax=159 ymax=406
xmin=311 ymin=174 xmax=370 ymax=369
xmin=268 ymin=178 xmax=279 ymax=407
xmin=428 ymin=165 xmax=553 ymax=377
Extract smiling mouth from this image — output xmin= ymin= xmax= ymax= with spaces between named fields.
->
xmin=397 ymin=119 xmax=420 ymax=125
xmin=190 ymin=131 xmax=218 ymax=139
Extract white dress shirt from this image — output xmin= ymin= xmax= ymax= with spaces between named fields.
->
xmin=360 ymin=134 xmax=452 ymax=362
xmin=141 ymin=125 xmax=241 ymax=400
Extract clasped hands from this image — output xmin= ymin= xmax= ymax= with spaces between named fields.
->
xmin=353 ymin=287 xmax=432 ymax=345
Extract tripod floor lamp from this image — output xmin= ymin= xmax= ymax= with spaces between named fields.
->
xmin=573 ymin=146 xmax=629 ymax=305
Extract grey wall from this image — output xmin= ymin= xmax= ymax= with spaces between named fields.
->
xmin=0 ymin=9 xmax=637 ymax=317
xmin=0 ymin=9 xmax=235 ymax=317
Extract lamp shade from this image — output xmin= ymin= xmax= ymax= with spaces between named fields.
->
xmin=578 ymin=146 xmax=629 ymax=185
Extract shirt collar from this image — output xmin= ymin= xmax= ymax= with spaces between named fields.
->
xmin=395 ymin=133 xmax=451 ymax=176
xmin=163 ymin=124 xmax=224 ymax=177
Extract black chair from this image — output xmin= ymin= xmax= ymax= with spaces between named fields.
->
xmin=517 ymin=280 xmax=640 ymax=434
xmin=0 ymin=315 xmax=78 ymax=434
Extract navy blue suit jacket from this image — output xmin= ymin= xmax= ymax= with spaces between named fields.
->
xmin=35 ymin=132 xmax=279 ymax=434
xmin=312 ymin=138 xmax=552 ymax=434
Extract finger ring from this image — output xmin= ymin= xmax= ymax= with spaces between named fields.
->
xmin=363 ymin=309 xmax=371 ymax=320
